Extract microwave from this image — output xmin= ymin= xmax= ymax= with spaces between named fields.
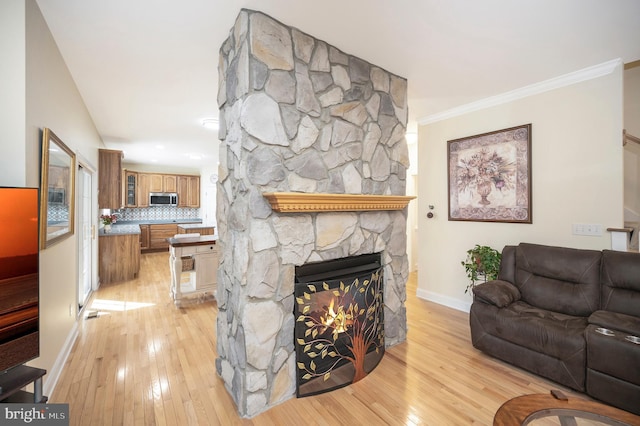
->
xmin=48 ymin=187 xmax=66 ymax=205
xmin=149 ymin=192 xmax=178 ymax=206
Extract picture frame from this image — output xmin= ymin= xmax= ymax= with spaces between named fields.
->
xmin=447 ymin=124 xmax=532 ymax=223
xmin=40 ymin=128 xmax=76 ymax=249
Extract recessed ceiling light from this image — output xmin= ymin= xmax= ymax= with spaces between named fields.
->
xmin=202 ymin=118 xmax=219 ymax=130
xmin=155 ymin=145 xmax=165 ymax=150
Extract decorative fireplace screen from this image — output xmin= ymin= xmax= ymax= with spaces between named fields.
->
xmin=294 ymin=253 xmax=385 ymax=398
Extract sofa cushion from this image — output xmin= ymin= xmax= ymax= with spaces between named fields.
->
xmin=600 ymin=250 xmax=640 ymax=317
xmin=497 ymin=245 xmax=516 ymax=283
xmin=514 ymin=243 xmax=601 ymax=316
xmin=473 ymin=280 xmax=521 ymax=308
xmin=588 ymin=310 xmax=640 ymax=337
xmin=483 ymin=301 xmax=588 ymax=360
xmin=586 ymin=324 xmax=640 ymax=387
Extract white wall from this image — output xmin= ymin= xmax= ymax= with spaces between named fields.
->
xmin=0 ymin=2 xmax=26 ymax=186
xmin=25 ymin=0 xmax=102 ymax=394
xmin=624 ymin=65 xmax=640 ymax=217
xmin=417 ymin=62 xmax=624 ymax=312
xmin=406 ymin=137 xmax=418 ymax=272
xmin=624 ymin=65 xmax=640 ymax=137
xmin=199 ymin=166 xmax=217 ymax=228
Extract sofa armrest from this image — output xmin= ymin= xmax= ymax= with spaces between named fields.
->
xmin=472 ymin=280 xmax=521 ymax=308
xmin=589 ymin=310 xmax=640 ymax=336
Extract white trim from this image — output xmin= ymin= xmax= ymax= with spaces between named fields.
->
xmin=43 ymin=321 xmax=79 ymax=398
xmin=418 ymin=58 xmax=622 ymax=125
xmin=415 ymin=288 xmax=471 ymax=313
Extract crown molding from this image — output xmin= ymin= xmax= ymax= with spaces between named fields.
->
xmin=263 ymin=192 xmax=416 ymax=213
xmin=419 ymin=58 xmax=623 ymax=125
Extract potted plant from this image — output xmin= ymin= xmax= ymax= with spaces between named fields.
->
xmin=461 ymin=244 xmax=501 ymax=294
xmin=100 ymin=214 xmax=117 ymax=232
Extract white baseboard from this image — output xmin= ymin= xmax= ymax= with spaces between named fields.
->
xmin=415 ymin=288 xmax=471 ymax=313
xmin=43 ymin=321 xmax=79 ymax=398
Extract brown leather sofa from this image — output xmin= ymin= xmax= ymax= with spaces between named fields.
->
xmin=469 ymin=243 xmax=640 ymax=415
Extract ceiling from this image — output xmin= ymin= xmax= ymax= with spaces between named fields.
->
xmin=36 ymin=0 xmax=640 ymax=172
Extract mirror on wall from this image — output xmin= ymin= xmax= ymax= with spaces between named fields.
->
xmin=40 ymin=128 xmax=75 ymax=249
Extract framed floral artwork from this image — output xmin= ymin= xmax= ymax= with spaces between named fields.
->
xmin=447 ymin=124 xmax=532 ymax=223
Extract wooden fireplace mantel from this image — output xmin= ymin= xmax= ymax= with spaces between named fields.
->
xmin=262 ymin=192 xmax=416 ymax=213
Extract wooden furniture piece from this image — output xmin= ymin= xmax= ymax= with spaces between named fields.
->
xmin=177 ymin=175 xmax=200 ymax=207
xmin=122 ymin=170 xmax=137 ymax=207
xmin=494 ymin=392 xmax=640 ymax=425
xmin=98 ymin=228 xmax=140 ymax=284
xmin=136 ymin=173 xmax=150 ymax=207
xmin=98 ymin=149 xmax=123 ymax=209
xmin=149 ymin=224 xmax=178 ymax=250
xmin=139 ymin=224 xmax=150 ymax=250
xmin=148 ymin=173 xmax=177 ymax=193
xmin=0 ymin=365 xmax=47 ymax=403
xmin=120 ymin=171 xmax=200 ymax=208
xmin=167 ymin=235 xmax=219 ymax=307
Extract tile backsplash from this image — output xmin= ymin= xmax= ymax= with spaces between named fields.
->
xmin=115 ymin=206 xmax=200 ymax=221
xmin=49 ymin=203 xmax=69 ymax=222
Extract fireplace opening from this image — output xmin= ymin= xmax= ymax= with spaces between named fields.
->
xmin=294 ymin=253 xmax=385 ymax=398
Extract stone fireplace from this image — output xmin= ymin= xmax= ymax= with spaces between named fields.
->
xmin=215 ymin=9 xmax=411 ymax=417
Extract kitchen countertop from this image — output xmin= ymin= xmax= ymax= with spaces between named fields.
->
xmin=167 ymin=235 xmax=217 ymax=247
xmin=177 ymin=223 xmax=215 ymax=230
xmin=115 ymin=219 xmax=203 ymax=225
xmin=99 ymin=224 xmax=141 ymax=236
xmin=99 ymin=219 xmax=204 ymax=236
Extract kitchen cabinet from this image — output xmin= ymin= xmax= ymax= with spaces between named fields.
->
xmin=149 ymin=174 xmax=163 ymax=193
xmin=164 ymin=175 xmax=177 ymax=193
xmin=99 ymin=233 xmax=140 ymax=284
xmin=148 ymin=173 xmax=177 ymax=193
xmin=137 ymin=173 xmax=150 ymax=207
xmin=177 ymin=175 xmax=200 ymax=208
xmin=126 ymin=171 xmax=199 ymax=207
xmin=139 ymin=225 xmax=150 ymax=250
xmin=149 ymin=223 xmax=178 ymax=250
xmin=98 ymin=149 xmax=123 ymax=209
xmin=123 ymin=170 xmax=137 ymax=207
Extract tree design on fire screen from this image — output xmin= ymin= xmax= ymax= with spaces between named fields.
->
xmin=294 ymin=267 xmax=384 ymax=396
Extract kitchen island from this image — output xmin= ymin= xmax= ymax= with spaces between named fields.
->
xmin=167 ymin=235 xmax=219 ymax=306
xmin=98 ymin=219 xmax=207 ymax=285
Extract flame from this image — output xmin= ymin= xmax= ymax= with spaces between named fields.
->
xmin=321 ymin=298 xmax=349 ymax=333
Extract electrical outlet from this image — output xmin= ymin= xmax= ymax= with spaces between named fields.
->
xmin=572 ymin=223 xmax=603 ymax=236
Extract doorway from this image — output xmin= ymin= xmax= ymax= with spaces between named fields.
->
xmin=77 ymin=163 xmax=94 ymax=312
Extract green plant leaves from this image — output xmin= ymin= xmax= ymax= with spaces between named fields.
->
xmin=461 ymin=244 xmax=501 ymax=293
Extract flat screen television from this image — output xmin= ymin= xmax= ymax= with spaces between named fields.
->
xmin=0 ymin=187 xmax=39 ymax=372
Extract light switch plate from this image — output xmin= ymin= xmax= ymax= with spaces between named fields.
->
xmin=572 ymin=223 xmax=603 ymax=236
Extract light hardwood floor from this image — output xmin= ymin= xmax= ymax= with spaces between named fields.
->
xmin=50 ymin=252 xmax=585 ymax=425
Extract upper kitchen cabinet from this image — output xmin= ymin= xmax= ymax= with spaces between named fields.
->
xmin=149 ymin=173 xmax=177 ymax=193
xmin=164 ymin=175 xmax=177 ymax=193
xmin=137 ymin=173 xmax=150 ymax=207
xmin=98 ymin=149 xmax=123 ymax=209
xmin=123 ymin=170 xmax=137 ymax=207
xmin=177 ymin=175 xmax=200 ymax=208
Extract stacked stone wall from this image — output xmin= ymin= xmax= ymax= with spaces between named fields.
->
xmin=216 ymin=9 xmax=409 ymax=417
